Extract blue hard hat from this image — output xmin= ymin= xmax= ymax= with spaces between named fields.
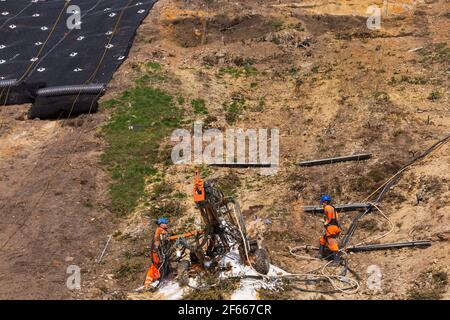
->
xmin=157 ymin=217 xmax=169 ymax=225
xmin=320 ymin=194 xmax=332 ymax=204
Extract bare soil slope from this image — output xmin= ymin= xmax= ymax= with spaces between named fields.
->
xmin=0 ymin=0 xmax=448 ymax=299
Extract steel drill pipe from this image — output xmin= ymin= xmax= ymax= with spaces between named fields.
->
xmin=298 ymin=153 xmax=372 ymax=167
xmin=303 ymin=203 xmax=373 ymax=214
xmin=209 ymin=163 xmax=273 ymax=168
xmin=347 ymin=240 xmax=432 ymax=252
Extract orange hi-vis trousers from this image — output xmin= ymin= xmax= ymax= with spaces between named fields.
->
xmin=320 ymin=224 xmax=341 ymax=252
xmin=144 ymin=252 xmax=161 ymax=286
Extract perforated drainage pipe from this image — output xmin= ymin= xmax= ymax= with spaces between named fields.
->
xmin=36 ymin=84 xmax=106 ymax=97
xmin=0 ymin=79 xmax=19 ymax=88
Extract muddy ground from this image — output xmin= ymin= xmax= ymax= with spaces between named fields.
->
xmin=0 ymin=0 xmax=448 ymax=299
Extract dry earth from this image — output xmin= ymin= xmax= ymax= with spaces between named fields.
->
xmin=0 ymin=0 xmax=448 ymax=299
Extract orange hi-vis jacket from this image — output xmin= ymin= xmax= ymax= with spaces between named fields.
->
xmin=323 ymin=205 xmax=339 ymax=227
xmin=144 ymin=226 xmax=167 ymax=286
xmin=320 ymin=205 xmax=341 ymax=252
xmin=153 ymin=226 xmax=167 ymax=249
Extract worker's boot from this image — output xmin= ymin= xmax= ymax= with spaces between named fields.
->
xmin=318 ymin=245 xmax=325 ymax=259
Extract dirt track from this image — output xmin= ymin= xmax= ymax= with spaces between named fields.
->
xmin=0 ymin=105 xmax=113 ymax=299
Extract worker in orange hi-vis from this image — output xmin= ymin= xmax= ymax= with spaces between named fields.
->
xmin=144 ymin=217 xmax=169 ymax=287
xmin=318 ymin=195 xmax=341 ymax=264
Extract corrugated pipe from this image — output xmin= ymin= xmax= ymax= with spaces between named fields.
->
xmin=0 ymin=79 xmax=19 ymax=88
xmin=36 ymin=84 xmax=106 ymax=97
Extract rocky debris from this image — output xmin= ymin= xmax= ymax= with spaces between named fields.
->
xmin=262 ymin=30 xmax=313 ymax=49
xmin=202 ymin=50 xmax=256 ymax=66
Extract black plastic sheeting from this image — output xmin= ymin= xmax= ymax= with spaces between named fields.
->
xmin=0 ymin=0 xmax=157 ymax=118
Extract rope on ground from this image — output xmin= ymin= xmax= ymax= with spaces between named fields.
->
xmin=352 ymin=202 xmax=394 ymax=247
xmin=231 ymin=202 xmax=359 ymax=293
xmin=288 ymin=133 xmax=450 ymax=294
xmin=286 ymin=197 xmax=392 ymax=294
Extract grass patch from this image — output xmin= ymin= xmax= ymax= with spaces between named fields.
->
xmin=101 ymin=85 xmax=183 ymax=216
xmin=148 ymin=181 xmax=186 ymax=218
xmin=428 ymin=90 xmax=442 ymax=101
xmin=388 ymin=75 xmax=427 ymax=85
xmin=223 ymin=93 xmax=247 ymax=124
xmin=372 ymin=91 xmax=390 ymax=103
xmin=218 ymin=66 xmax=258 ymax=78
xmin=191 ymin=98 xmax=208 ymax=115
xmin=114 ymin=262 xmax=143 ymax=281
xmin=183 ymin=278 xmax=240 ymax=300
xmin=266 ymin=18 xmax=284 ymax=32
xmin=216 ymin=171 xmax=242 ymax=198
xmin=419 ymin=42 xmax=450 ymax=64
xmin=134 ymin=62 xmax=167 ymax=86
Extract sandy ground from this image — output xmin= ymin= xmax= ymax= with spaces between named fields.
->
xmin=0 ymin=105 xmax=114 ymax=299
xmin=0 ymin=0 xmax=448 ymax=299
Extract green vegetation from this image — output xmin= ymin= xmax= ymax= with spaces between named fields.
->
xmin=183 ymin=278 xmax=240 ymax=300
xmin=388 ymin=75 xmax=427 ymax=85
xmin=218 ymin=66 xmax=258 ymax=78
xmin=101 ymin=78 xmax=183 ymax=216
xmin=114 ymin=261 xmax=144 ymax=281
xmin=216 ymin=171 xmax=242 ymax=197
xmin=191 ymin=98 xmax=208 ymax=115
xmin=223 ymin=93 xmax=247 ymax=124
xmin=266 ymin=18 xmax=284 ymax=32
xmin=420 ymin=42 xmax=450 ymax=64
xmin=150 ymin=181 xmax=174 ymax=201
xmin=134 ymin=62 xmax=167 ymax=86
xmin=149 ymin=181 xmax=186 ymax=218
xmin=372 ymin=91 xmax=390 ymax=102
xmin=146 ymin=61 xmax=162 ymax=71
xmin=288 ymin=67 xmax=298 ymax=76
xmin=289 ymin=22 xmax=304 ymax=32
xmin=427 ymin=90 xmax=442 ymax=101
xmin=177 ymin=95 xmax=185 ymax=105
xmin=251 ymin=97 xmax=265 ymax=112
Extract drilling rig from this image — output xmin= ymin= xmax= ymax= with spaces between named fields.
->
xmin=156 ymin=170 xmax=270 ymax=285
